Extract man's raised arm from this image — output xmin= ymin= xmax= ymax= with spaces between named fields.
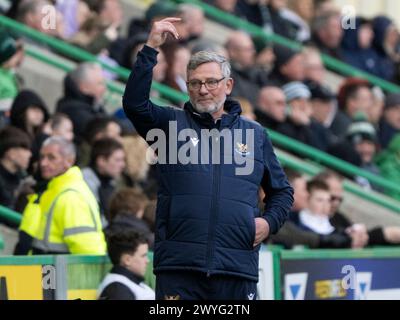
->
xmin=122 ymin=18 xmax=181 ymax=137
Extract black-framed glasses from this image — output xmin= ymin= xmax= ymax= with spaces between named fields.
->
xmin=186 ymin=77 xmax=225 ymax=91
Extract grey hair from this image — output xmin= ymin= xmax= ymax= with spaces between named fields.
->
xmin=178 ymin=3 xmax=204 ymax=17
xmin=69 ymin=62 xmax=101 ymax=85
xmin=311 ymin=11 xmax=341 ymax=33
xmin=17 ymin=0 xmax=51 ymax=21
xmin=42 ymin=136 xmax=76 ymax=159
xmin=187 ymin=51 xmax=231 ymax=78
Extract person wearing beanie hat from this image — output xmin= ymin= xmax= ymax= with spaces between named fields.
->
xmin=329 ymin=119 xmax=382 ymax=191
xmin=10 ymin=90 xmax=50 ymax=139
xmin=331 ymin=77 xmax=373 ymax=140
xmin=0 ymin=126 xmax=33 ymax=221
xmin=270 ymin=44 xmax=305 ymax=87
xmin=307 ymin=80 xmax=337 ymax=129
xmin=0 ymin=31 xmax=24 ymax=111
xmin=379 ymin=92 xmax=400 ymax=148
xmin=278 ymin=82 xmax=327 ymax=150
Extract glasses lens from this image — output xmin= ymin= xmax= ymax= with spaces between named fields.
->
xmin=188 ymin=80 xmax=201 ymax=90
xmin=205 ymin=79 xmax=218 ymax=90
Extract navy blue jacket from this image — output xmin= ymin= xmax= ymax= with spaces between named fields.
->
xmin=341 ymin=18 xmax=383 ymax=79
xmin=122 ymin=45 xmax=293 ymax=281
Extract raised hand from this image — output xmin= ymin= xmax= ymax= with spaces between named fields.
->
xmin=146 ymin=17 xmax=181 ymax=49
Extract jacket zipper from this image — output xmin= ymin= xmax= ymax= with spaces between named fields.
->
xmin=206 ymin=134 xmax=221 ymax=277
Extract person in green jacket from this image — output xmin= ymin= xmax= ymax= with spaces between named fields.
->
xmin=0 ymin=31 xmax=24 ymax=112
xmin=375 ymin=134 xmax=400 ymax=200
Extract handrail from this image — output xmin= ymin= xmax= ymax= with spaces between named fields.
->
xmin=0 ymin=205 xmax=21 ymax=226
xmin=171 ymin=0 xmax=400 ymax=94
xmin=0 ymin=14 xmax=188 ymax=103
xmin=25 ymin=46 xmax=170 ymax=106
xmin=267 ymin=129 xmax=400 ymax=195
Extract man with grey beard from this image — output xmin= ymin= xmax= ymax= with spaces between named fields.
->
xmin=122 ymin=17 xmax=293 ymax=300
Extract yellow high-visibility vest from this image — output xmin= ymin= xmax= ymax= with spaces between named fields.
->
xmin=20 ymin=166 xmax=106 ymax=254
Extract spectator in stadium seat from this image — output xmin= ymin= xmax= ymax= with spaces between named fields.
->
xmin=119 ymin=134 xmax=153 ymax=195
xmin=16 ymin=0 xmax=63 ymax=38
xmin=307 ymin=80 xmax=337 ymax=146
xmin=330 ymin=78 xmax=373 ymax=140
xmin=0 ymin=31 xmax=24 ymax=115
xmin=16 ymin=136 xmax=106 ymax=255
xmin=251 ymin=35 xmax=275 ymax=87
xmin=10 ymin=90 xmax=49 ymax=140
xmin=69 ymin=15 xmax=117 ymax=55
xmin=82 ymin=138 xmax=126 ymax=225
xmin=225 ymin=31 xmax=260 ymax=106
xmin=269 ymin=45 xmax=305 ymax=87
xmin=162 ymin=43 xmax=191 ymax=95
xmin=46 ymin=113 xmax=75 ymax=142
xmin=378 ymin=93 xmax=400 ymax=149
xmin=279 ymin=81 xmax=328 ymax=150
xmin=296 ymin=180 xmax=353 ymax=247
xmin=178 ymin=4 xmax=205 ymax=43
xmin=303 ymin=47 xmax=326 ymax=84
xmin=84 ymin=0 xmax=125 ymax=63
xmin=311 ymin=11 xmax=344 ymax=60
xmin=30 ymin=113 xmax=75 ymax=174
xmin=0 ymin=126 xmax=32 ymax=220
xmin=76 ymin=116 xmax=122 ymax=167
xmin=268 ymin=169 xmax=352 ymax=249
xmin=328 ymin=120 xmax=382 ymax=192
xmin=123 ymin=17 xmax=293 ymax=300
xmin=255 ymin=86 xmax=286 ymax=131
xmin=56 ymin=0 xmax=92 ymax=39
xmin=108 ymin=188 xmax=153 ymax=249
xmin=56 ymin=62 xmax=107 ymax=142
xmin=317 ymin=170 xmax=400 ymax=246
xmin=97 ymin=227 xmax=154 ymax=300
xmin=372 ymin=16 xmax=400 ymax=83
xmin=284 ymin=0 xmax=314 ymax=43
xmin=341 ymin=17 xmax=383 ymax=78
xmin=235 ymin=0 xmax=297 ymax=40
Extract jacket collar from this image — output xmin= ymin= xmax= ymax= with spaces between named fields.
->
xmin=63 ymin=74 xmax=95 ymax=106
xmin=110 ymin=265 xmax=144 ymax=284
xmin=183 ymin=98 xmax=242 ymax=129
xmin=47 ymin=166 xmax=82 ymax=191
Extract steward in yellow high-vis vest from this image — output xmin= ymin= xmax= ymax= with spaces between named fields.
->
xmin=18 ymin=137 xmax=106 ymax=255
xmin=21 ymin=166 xmax=106 ymax=254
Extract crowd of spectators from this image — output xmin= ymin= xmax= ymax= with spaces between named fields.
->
xmin=0 ymin=0 xmax=400 ymax=255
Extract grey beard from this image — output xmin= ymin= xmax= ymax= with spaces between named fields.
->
xmin=190 ymin=98 xmax=225 ymax=115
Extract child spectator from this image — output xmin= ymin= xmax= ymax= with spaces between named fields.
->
xmin=97 ymin=227 xmax=155 ymax=300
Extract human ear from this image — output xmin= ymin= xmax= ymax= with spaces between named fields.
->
xmin=225 ymin=78 xmax=234 ymax=95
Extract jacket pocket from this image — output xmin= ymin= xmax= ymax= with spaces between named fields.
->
xmin=249 ymin=206 xmax=261 ymax=248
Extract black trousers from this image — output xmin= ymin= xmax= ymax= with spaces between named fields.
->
xmin=155 ymin=271 xmax=257 ymax=300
